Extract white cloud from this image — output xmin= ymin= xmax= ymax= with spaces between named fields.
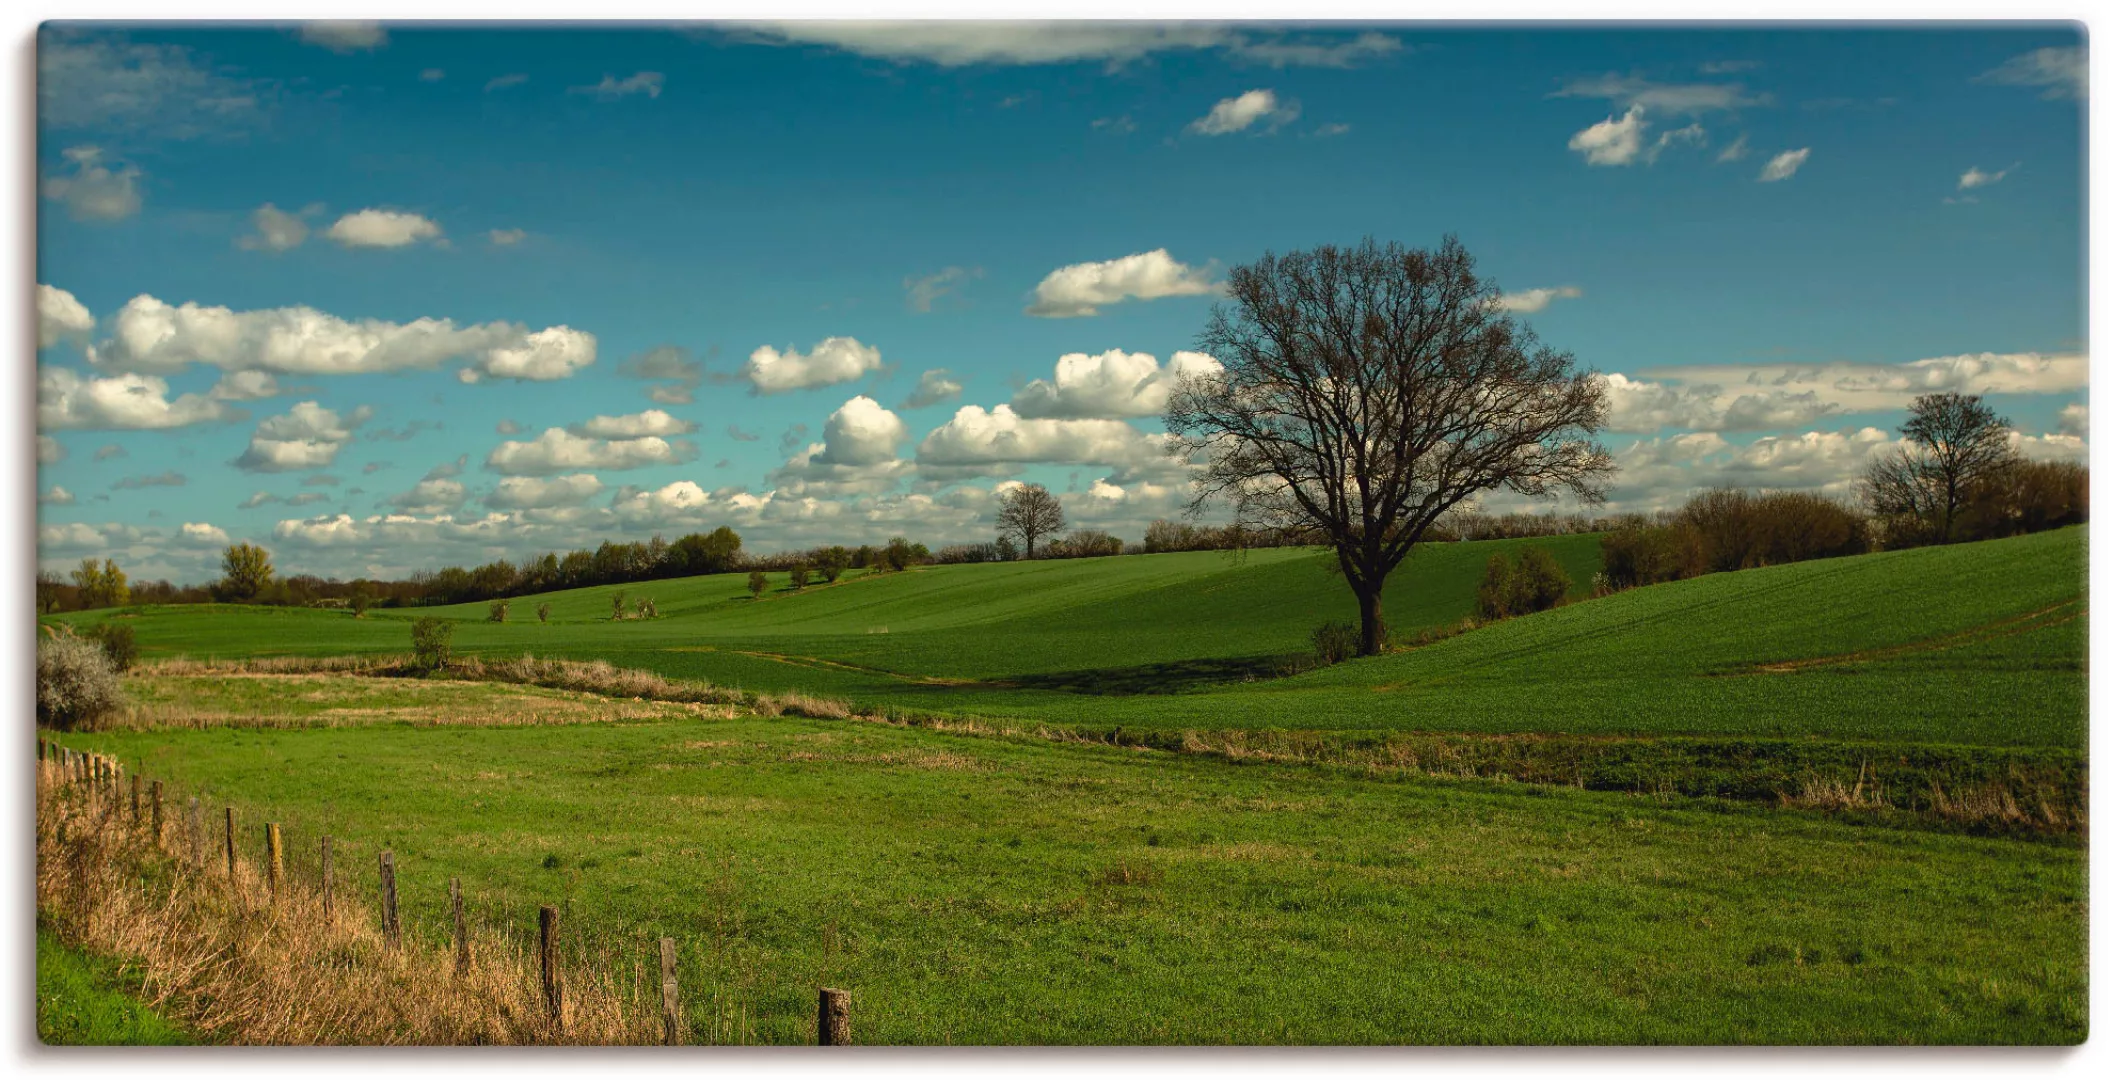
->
xmin=1025 ymin=249 xmax=1221 ymax=318
xmin=917 ymin=404 xmax=1177 ymax=476
xmin=38 ymin=436 xmax=65 ymax=464
xmin=238 ymin=203 xmax=311 ymax=251
xmin=234 ymin=401 xmax=372 ymax=472
xmin=297 ymin=22 xmax=388 ymax=52
xmin=1605 ymin=351 xmax=2088 ymax=434
xmin=1958 ymin=164 xmax=2016 ymax=190
xmin=900 ymin=369 xmax=964 ymax=409
xmin=1645 ymin=122 xmax=1708 ymax=163
xmin=1011 ymin=349 xmax=1222 ymax=420
xmin=41 ymin=522 xmax=112 ymax=550
xmin=325 ymin=209 xmax=443 ymax=248
xmin=905 ymin=266 xmax=982 ymax=312
xmin=38 ymin=284 xmax=95 ymax=349
xmin=487 ymin=474 xmax=604 ymax=511
xmin=572 ymin=72 xmax=664 ymax=99
xmin=41 ymin=485 xmax=75 ymax=505
xmin=178 ymin=522 xmax=231 ymax=546
xmin=1187 ymin=88 xmax=1299 ymax=135
xmin=1595 ymin=426 xmax=1905 ymax=512
xmin=815 ymin=396 xmax=909 ymax=467
xmin=741 ymin=336 xmax=884 ymax=394
xmin=727 ymin=23 xmax=1399 ymax=69
xmin=1977 ymin=46 xmax=2085 ymax=101
xmin=1716 ymin=133 xmax=1750 ymax=163
xmin=37 ymin=35 xmax=265 ymax=138
xmin=387 ymin=477 xmax=468 ymax=514
xmin=485 ymin=428 xmax=696 ymax=476
xmin=2012 ymin=431 xmax=2088 ymax=462
xmin=38 ymin=368 xmax=239 ymax=431
xmin=209 ymin=370 xmax=282 ymax=401
xmin=1553 ymin=73 xmax=1765 ymax=115
xmin=1495 ymin=286 xmax=1584 ymax=314
xmin=42 ymin=145 xmax=142 ymax=221
xmin=1758 ymin=148 xmax=1811 ymax=183
xmin=1600 ymin=372 xmax=1842 ymax=434
xmin=488 ymin=228 xmax=526 ymax=246
xmin=2058 ymin=402 xmax=2088 ymax=437
xmin=569 ymin=409 xmax=697 ymax=439
xmin=1312 ymin=122 xmax=1352 ymax=137
xmin=93 ymin=294 xmax=597 ymax=382
xmin=1568 ymin=107 xmax=1647 ymax=166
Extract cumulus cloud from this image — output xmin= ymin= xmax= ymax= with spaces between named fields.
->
xmin=38 ymin=284 xmax=95 ymax=349
xmin=42 ymin=485 xmax=75 ymax=505
xmin=727 ymin=23 xmax=1401 ymax=69
xmin=1958 ymin=163 xmax=2017 ymax=190
xmin=770 ymin=398 xmax=918 ymax=496
xmin=39 ymin=368 xmax=240 ymax=431
xmin=917 ymin=404 xmax=1175 ymax=475
xmin=572 ymin=72 xmax=664 ymax=99
xmin=178 ymin=522 xmax=231 ymax=546
xmin=741 ymin=337 xmax=884 ymax=394
xmin=1758 ymin=148 xmax=1810 ymax=183
xmin=1596 ymin=427 xmax=1905 ymax=511
xmin=297 ymin=22 xmax=388 ymax=52
xmin=1568 ymin=107 xmax=1648 ymax=166
xmin=1977 ymin=46 xmax=2085 ymax=100
xmin=1495 ymin=286 xmax=1584 ymax=314
xmin=237 ymin=203 xmax=313 ymax=252
xmin=1553 ymin=73 xmax=1766 ymax=115
xmin=38 ymin=436 xmax=65 ymax=465
xmin=569 ymin=409 xmax=697 ymax=439
xmin=617 ymin=345 xmax=704 ymax=402
xmin=1187 ymin=88 xmax=1299 ymax=135
xmin=727 ymin=425 xmax=760 ymax=442
xmin=1010 ymin=349 xmax=1222 ymax=420
xmin=388 ymin=477 xmax=468 ymax=513
xmin=900 ymin=369 xmax=964 ymax=409
xmin=42 ymin=145 xmax=142 ymax=221
xmin=487 ymin=474 xmax=604 ymax=510
xmin=325 ymin=209 xmax=443 ymax=248
xmin=1025 ymin=249 xmax=1221 ymax=318
xmin=234 ymin=401 xmax=373 ymax=472
xmin=38 ymin=35 xmax=266 ymax=138
xmin=92 ymin=294 xmax=597 ymax=382
xmin=210 ymin=370 xmax=283 ymax=401
xmin=1604 ymin=351 xmax=2088 ymax=434
xmin=2058 ymin=402 xmax=2088 ymax=437
xmin=485 ymin=428 xmax=697 ymax=476
xmin=905 ymin=266 xmax=982 ymax=312
xmin=1716 ymin=133 xmax=1751 ymax=163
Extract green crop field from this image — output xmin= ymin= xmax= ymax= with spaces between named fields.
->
xmin=36 ymin=926 xmax=196 ymax=1046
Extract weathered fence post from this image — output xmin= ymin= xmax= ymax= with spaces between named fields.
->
xmin=539 ymin=906 xmax=563 ymax=1035
xmin=223 ymin=807 xmax=239 ymax=885
xmin=450 ymin=877 xmax=469 ymax=974
xmin=659 ymin=937 xmax=681 ymax=1046
xmin=818 ymin=987 xmax=850 ymax=1046
xmin=265 ymin=823 xmax=284 ymax=901
xmin=379 ymin=851 xmax=400 ymax=948
xmin=320 ymin=837 xmax=335 ymax=922
xmin=150 ymin=780 xmax=164 ymax=847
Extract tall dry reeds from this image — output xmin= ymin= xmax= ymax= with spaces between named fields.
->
xmin=36 ymin=763 xmax=657 ymax=1045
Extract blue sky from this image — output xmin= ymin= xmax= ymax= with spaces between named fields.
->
xmin=34 ymin=20 xmax=2088 ymax=582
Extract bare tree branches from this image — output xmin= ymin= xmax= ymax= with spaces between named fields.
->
xmin=1165 ymin=236 xmax=1611 ymax=655
xmin=995 ymin=483 xmax=1066 ymax=558
xmin=1861 ymin=392 xmax=2020 ymax=544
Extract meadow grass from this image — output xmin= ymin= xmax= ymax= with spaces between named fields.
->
xmin=57 ymin=708 xmax=2086 ymax=1044
xmin=36 ymin=926 xmax=195 ymax=1046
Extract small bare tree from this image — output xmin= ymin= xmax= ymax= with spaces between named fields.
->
xmin=1861 ymin=392 xmax=2020 ymax=545
xmin=1167 ymin=236 xmax=1612 ymax=656
xmin=996 ymin=483 xmax=1065 ymax=558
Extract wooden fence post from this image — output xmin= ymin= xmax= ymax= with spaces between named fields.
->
xmin=450 ymin=877 xmax=469 ymax=974
xmin=379 ymin=851 xmax=400 ymax=948
xmin=320 ymin=837 xmax=335 ymax=922
xmin=539 ymin=906 xmax=563 ymax=1035
xmin=659 ymin=937 xmax=681 ymax=1046
xmin=150 ymin=780 xmax=163 ymax=847
xmin=223 ymin=807 xmax=238 ymax=884
xmin=265 ymin=823 xmax=284 ymax=901
xmin=818 ymin=987 xmax=850 ymax=1046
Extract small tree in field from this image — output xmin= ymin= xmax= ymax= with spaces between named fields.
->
xmin=790 ymin=566 xmax=810 ymax=590
xmin=1862 ymin=392 xmax=2021 ymax=546
xmin=488 ymin=600 xmax=509 ymax=623
xmin=349 ymin=589 xmax=372 ymax=618
xmin=1476 ymin=554 xmax=1516 ymax=619
xmin=72 ymin=558 xmax=130 ymax=609
xmin=218 ymin=542 xmax=274 ymax=602
xmin=611 ymin=591 xmax=627 ymax=620
xmin=996 ymin=484 xmax=1065 ymax=558
xmin=994 ymin=535 xmax=1020 ymax=562
xmin=816 ymin=549 xmax=849 ymax=583
xmin=537 ymin=602 xmax=551 ymax=623
xmin=1509 ymin=546 xmax=1571 ymax=614
xmin=748 ymin=571 xmax=769 ymax=599
xmin=411 ymin=618 xmax=454 ymax=672
xmin=1167 ymin=236 xmax=1611 ymax=656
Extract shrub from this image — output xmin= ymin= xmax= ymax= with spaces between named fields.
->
xmin=38 ymin=634 xmax=125 ymax=731
xmin=610 ymin=591 xmax=626 ymax=621
xmin=349 ymin=590 xmax=372 ymax=619
xmin=1476 ymin=554 xmax=1516 ymax=619
xmin=536 ymin=602 xmax=551 ymax=623
xmin=637 ymin=597 xmax=658 ymax=619
xmin=1508 ymin=546 xmax=1571 ymax=614
xmin=994 ymin=536 xmax=1020 ymax=562
xmin=883 ymin=537 xmax=926 ymax=571
xmin=85 ymin=622 xmax=139 ymax=672
xmin=1600 ymin=523 xmax=1701 ymax=590
xmin=816 ymin=550 xmax=849 ymax=583
xmin=748 ymin=571 xmax=768 ymax=599
xmin=790 ymin=566 xmax=810 ymax=589
xmin=1311 ymin=621 xmax=1359 ymax=666
xmin=410 ymin=618 xmax=454 ymax=672
xmin=488 ymin=600 xmax=509 ymax=623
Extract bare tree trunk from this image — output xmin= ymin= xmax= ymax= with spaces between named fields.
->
xmin=1356 ymin=584 xmax=1385 ymax=657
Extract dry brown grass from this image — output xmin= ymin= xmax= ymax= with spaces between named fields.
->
xmin=144 ymin=654 xmax=409 ymax=676
xmin=36 ymin=765 xmax=660 ymax=1045
xmin=114 ymin=673 xmax=737 ymax=733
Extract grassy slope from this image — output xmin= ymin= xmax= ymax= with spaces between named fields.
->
xmin=37 ymin=927 xmax=195 ymax=1046
xmin=64 ymin=714 xmax=2085 ymax=1045
xmin=55 ymin=529 xmax=2085 ymax=748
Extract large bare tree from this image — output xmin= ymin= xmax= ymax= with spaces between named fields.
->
xmin=1861 ymin=391 xmax=2020 ymax=544
xmin=1166 ymin=236 xmax=1613 ymax=656
xmin=995 ymin=482 xmax=1065 ymax=558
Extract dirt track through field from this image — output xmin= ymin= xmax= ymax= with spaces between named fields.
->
xmin=1728 ymin=600 xmax=2085 ymax=676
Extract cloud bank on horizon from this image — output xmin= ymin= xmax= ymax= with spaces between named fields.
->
xmin=32 ymin=22 xmax=2088 ymax=583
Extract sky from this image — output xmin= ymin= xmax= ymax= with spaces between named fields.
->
xmin=32 ymin=19 xmax=2089 ymax=584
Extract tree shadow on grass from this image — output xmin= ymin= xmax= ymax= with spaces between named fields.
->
xmin=1000 ymin=655 xmax=1298 ymax=696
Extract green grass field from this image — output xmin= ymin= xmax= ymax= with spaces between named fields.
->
xmin=37 ymin=926 xmax=195 ymax=1046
